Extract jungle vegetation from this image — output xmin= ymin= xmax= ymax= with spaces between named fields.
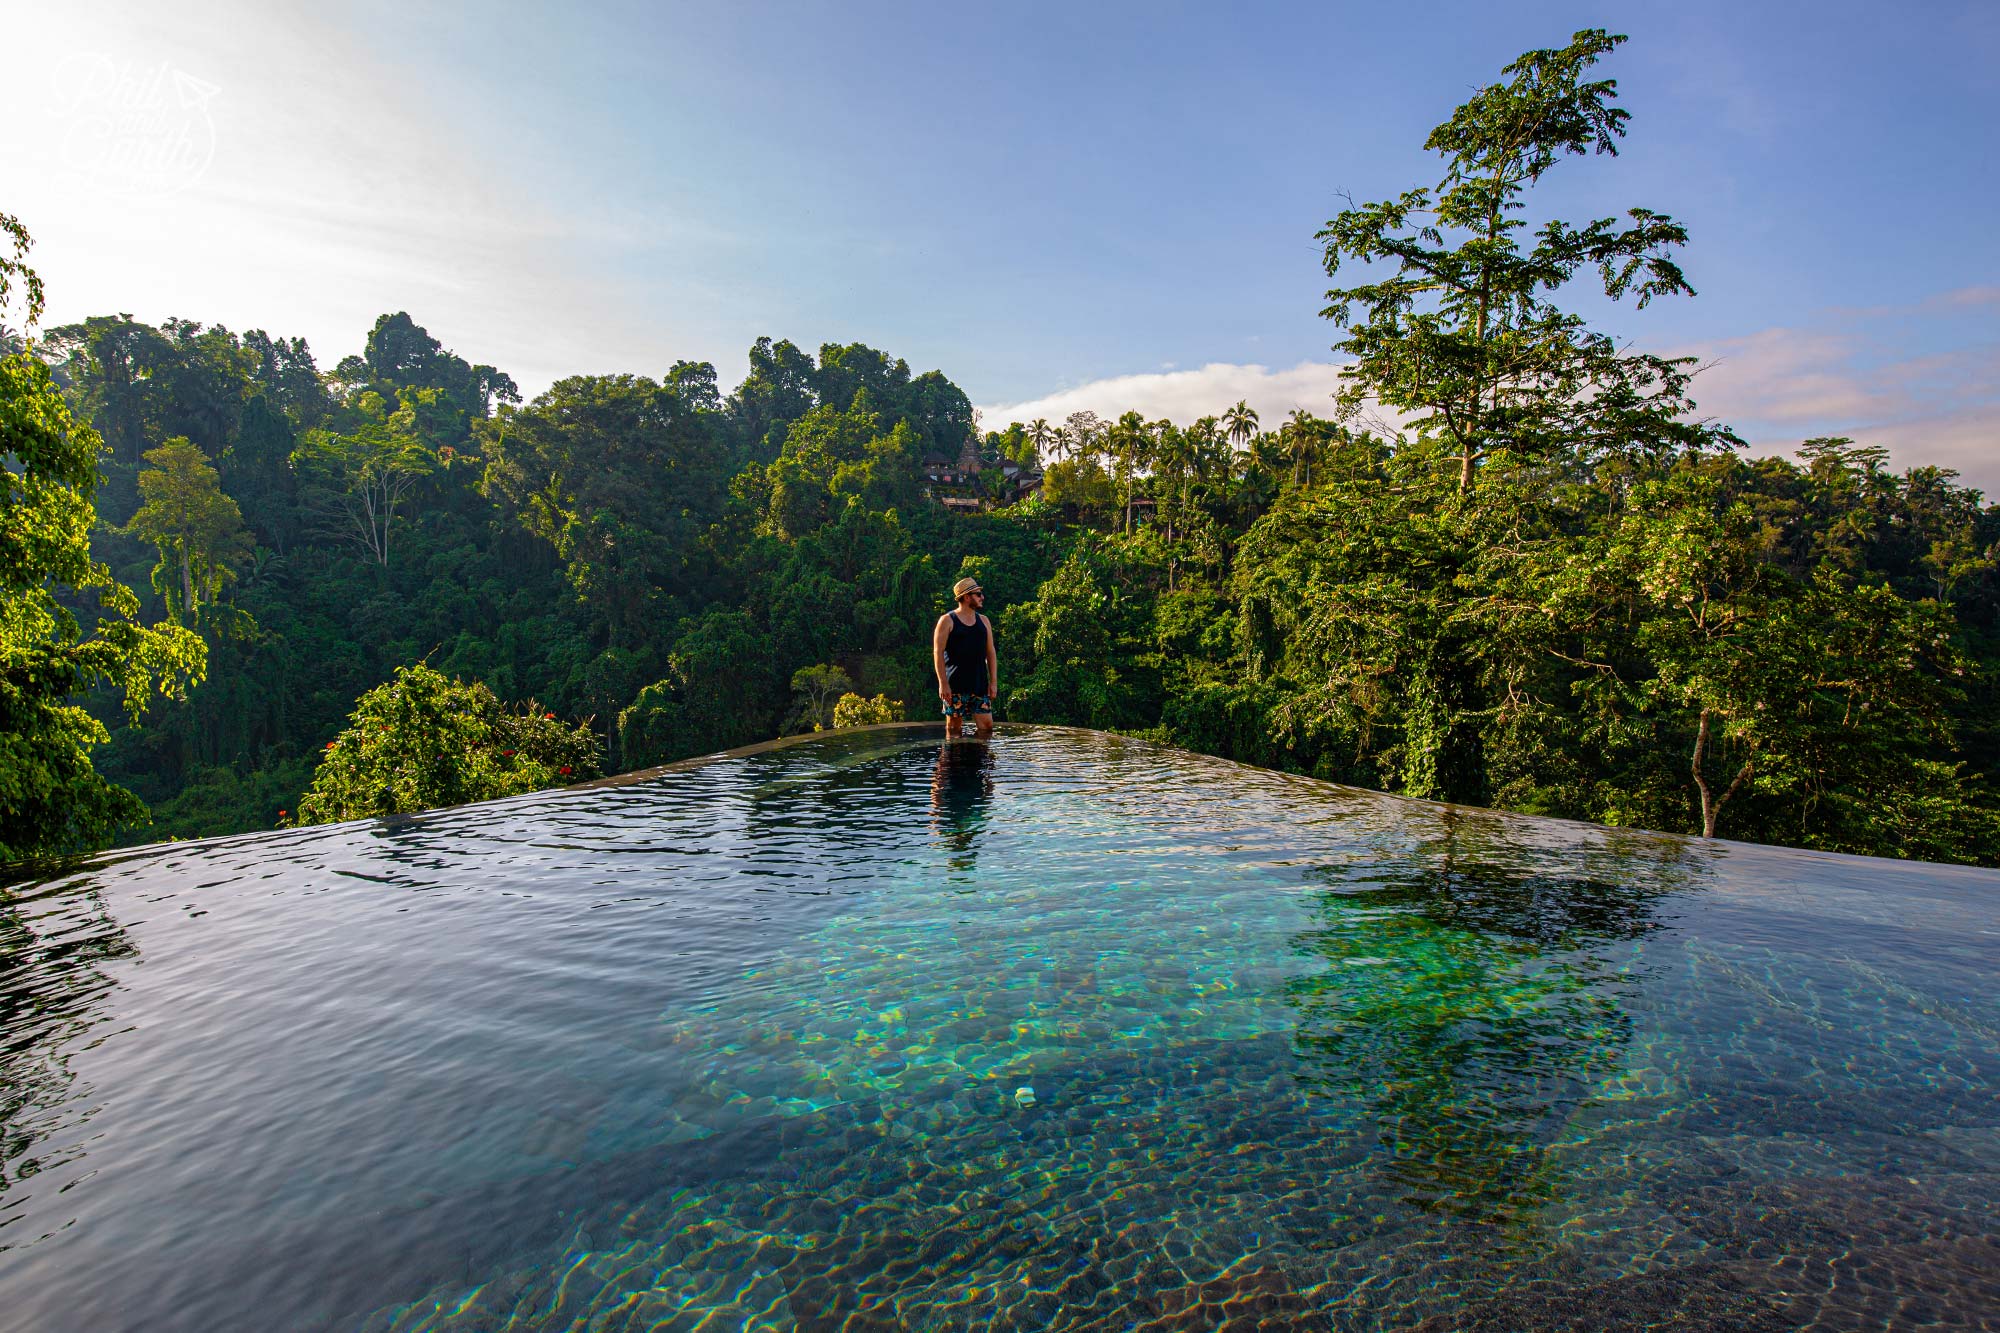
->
xmin=3 ymin=31 xmax=1996 ymax=864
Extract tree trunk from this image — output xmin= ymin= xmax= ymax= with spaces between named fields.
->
xmin=1691 ymin=709 xmax=1754 ymax=838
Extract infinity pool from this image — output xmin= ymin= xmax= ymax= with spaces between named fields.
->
xmin=1 ymin=726 xmax=1994 ymax=1330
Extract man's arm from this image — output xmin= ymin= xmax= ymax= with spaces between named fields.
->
xmin=984 ymin=614 xmax=998 ymax=698
xmin=933 ymin=614 xmax=952 ymax=700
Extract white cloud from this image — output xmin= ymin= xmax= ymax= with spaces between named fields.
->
xmin=978 ymin=360 xmax=1355 ymax=432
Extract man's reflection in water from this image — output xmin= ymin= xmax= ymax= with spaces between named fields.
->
xmin=930 ymin=738 xmax=996 ymax=873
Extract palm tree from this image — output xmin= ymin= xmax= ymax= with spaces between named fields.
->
xmin=1028 ymin=418 xmax=1053 ymax=468
xmin=1222 ymin=399 xmax=1259 ymax=475
xmin=1287 ymin=407 xmax=1319 ymax=489
xmin=1155 ymin=424 xmax=1191 ymax=544
xmin=1251 ymin=429 xmax=1286 ymax=481
xmin=1187 ymin=415 xmax=1225 ymax=492
xmin=1107 ymin=411 xmax=1157 ymax=534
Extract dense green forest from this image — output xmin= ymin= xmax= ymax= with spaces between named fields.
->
xmin=5 ymin=31 xmax=1997 ymax=865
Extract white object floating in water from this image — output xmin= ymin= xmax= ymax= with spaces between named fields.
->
xmin=1014 ymin=1086 xmax=1037 ymax=1107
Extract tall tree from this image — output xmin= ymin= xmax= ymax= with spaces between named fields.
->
xmin=1244 ymin=29 xmax=1740 ymax=806
xmin=294 ymin=390 xmax=443 ymax=566
xmin=1318 ymin=29 xmax=1727 ymax=492
xmin=1062 ymin=410 xmax=1102 ymax=466
xmin=787 ymin=663 xmax=857 ymax=732
xmin=123 ymin=437 xmax=253 ymax=624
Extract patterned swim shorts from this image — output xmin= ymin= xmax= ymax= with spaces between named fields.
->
xmin=941 ymin=693 xmax=995 ymax=719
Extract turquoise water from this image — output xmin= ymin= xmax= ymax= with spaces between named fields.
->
xmin=1 ymin=725 xmax=1995 ymax=1331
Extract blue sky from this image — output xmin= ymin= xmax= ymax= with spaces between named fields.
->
xmin=4 ymin=1 xmax=1996 ymax=482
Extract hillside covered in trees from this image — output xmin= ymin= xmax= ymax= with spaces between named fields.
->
xmin=5 ymin=31 xmax=1997 ymax=865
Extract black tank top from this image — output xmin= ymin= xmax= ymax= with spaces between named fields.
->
xmin=944 ymin=612 xmax=990 ymax=696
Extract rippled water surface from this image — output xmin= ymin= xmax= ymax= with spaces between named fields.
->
xmin=1 ymin=726 xmax=1996 ymax=1331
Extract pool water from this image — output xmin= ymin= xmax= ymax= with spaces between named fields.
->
xmin=0 ymin=726 xmax=1994 ymax=1331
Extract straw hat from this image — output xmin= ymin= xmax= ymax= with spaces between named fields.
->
xmin=952 ymin=577 xmax=984 ymax=602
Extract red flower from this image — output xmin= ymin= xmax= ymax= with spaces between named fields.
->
xmin=277 ymin=810 xmax=287 ymax=818
xmin=544 ymin=712 xmax=555 ymax=720
xmin=502 ymin=749 xmax=515 ymax=756
xmin=326 ymin=742 xmax=337 ymax=750
xmin=559 ymin=766 xmax=571 ymax=775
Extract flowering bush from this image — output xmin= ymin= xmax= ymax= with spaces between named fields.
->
xmin=290 ymin=664 xmax=599 ymax=825
xmin=830 ymin=692 xmax=901 ymax=728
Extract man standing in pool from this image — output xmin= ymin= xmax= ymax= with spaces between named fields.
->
xmin=934 ymin=576 xmax=997 ymax=738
